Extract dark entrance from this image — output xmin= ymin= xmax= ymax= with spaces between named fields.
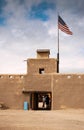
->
xmin=30 ymin=92 xmax=52 ymax=110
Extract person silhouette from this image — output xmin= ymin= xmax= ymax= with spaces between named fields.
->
xmin=45 ymin=95 xmax=49 ymax=109
xmin=42 ymin=96 xmax=46 ymax=108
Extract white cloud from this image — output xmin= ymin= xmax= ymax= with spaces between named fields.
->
xmin=0 ymin=0 xmax=84 ymax=74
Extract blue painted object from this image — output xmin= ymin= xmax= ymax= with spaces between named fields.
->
xmin=24 ymin=101 xmax=28 ymax=110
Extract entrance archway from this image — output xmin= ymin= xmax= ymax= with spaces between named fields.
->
xmin=30 ymin=92 xmax=52 ymax=110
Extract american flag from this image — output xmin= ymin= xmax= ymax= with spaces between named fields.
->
xmin=58 ymin=15 xmax=73 ymax=35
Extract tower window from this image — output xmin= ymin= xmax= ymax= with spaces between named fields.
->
xmin=39 ymin=68 xmax=45 ymax=74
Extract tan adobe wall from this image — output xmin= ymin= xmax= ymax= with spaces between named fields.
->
xmin=0 ymin=73 xmax=84 ymax=110
xmin=23 ymin=73 xmax=84 ymax=110
xmin=37 ymin=49 xmax=50 ymax=59
xmin=52 ymin=74 xmax=84 ymax=109
xmin=27 ymin=58 xmax=57 ymax=74
xmin=37 ymin=52 xmax=49 ymax=59
xmin=0 ymin=75 xmax=26 ymax=109
xmin=23 ymin=74 xmax=52 ymax=92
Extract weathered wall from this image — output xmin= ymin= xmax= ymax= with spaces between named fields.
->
xmin=27 ymin=59 xmax=57 ymax=74
xmin=52 ymin=74 xmax=84 ymax=109
xmin=24 ymin=74 xmax=52 ymax=92
xmin=0 ymin=73 xmax=84 ymax=110
xmin=0 ymin=75 xmax=26 ymax=109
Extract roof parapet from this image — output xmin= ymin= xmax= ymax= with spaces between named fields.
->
xmin=36 ymin=49 xmax=50 ymax=59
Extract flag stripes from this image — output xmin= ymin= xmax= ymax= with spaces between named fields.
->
xmin=58 ymin=15 xmax=73 ymax=35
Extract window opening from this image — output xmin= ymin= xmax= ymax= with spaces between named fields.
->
xmin=39 ymin=68 xmax=45 ymax=74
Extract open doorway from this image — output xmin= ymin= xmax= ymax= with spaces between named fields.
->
xmin=31 ymin=92 xmax=52 ymax=110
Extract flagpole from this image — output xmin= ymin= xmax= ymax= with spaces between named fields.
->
xmin=57 ymin=14 xmax=59 ymax=73
xmin=57 ymin=15 xmax=73 ymax=73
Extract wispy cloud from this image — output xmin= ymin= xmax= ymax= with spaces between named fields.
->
xmin=0 ymin=0 xmax=84 ymax=74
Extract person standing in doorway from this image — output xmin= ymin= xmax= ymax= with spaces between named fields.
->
xmin=45 ymin=95 xmax=49 ymax=109
xmin=42 ymin=96 xmax=46 ymax=108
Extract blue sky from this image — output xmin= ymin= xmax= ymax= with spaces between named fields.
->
xmin=0 ymin=0 xmax=84 ymax=74
xmin=29 ymin=1 xmax=55 ymax=21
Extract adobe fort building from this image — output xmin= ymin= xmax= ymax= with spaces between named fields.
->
xmin=0 ymin=49 xmax=84 ymax=110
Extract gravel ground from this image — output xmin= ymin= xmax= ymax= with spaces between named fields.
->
xmin=0 ymin=109 xmax=84 ymax=130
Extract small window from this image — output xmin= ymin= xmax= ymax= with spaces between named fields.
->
xmin=20 ymin=75 xmax=24 ymax=79
xmin=78 ymin=76 xmax=81 ymax=79
xmin=67 ymin=75 xmax=71 ymax=79
xmin=0 ymin=75 xmax=3 ymax=79
xmin=9 ymin=75 xmax=13 ymax=79
xmin=39 ymin=68 xmax=45 ymax=74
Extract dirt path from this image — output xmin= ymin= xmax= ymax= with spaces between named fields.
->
xmin=0 ymin=109 xmax=84 ymax=130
